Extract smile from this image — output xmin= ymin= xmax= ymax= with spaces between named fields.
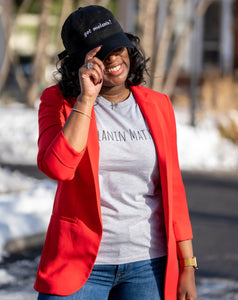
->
xmin=105 ymin=64 xmax=122 ymax=73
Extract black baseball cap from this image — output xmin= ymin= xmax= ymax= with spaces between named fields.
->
xmin=58 ymin=5 xmax=133 ymax=61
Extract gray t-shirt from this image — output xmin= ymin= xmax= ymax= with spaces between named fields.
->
xmin=94 ymin=92 xmax=167 ymax=264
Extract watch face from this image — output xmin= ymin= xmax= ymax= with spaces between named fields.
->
xmin=193 ymin=257 xmax=198 ymax=269
xmin=179 ymin=257 xmax=198 ymax=269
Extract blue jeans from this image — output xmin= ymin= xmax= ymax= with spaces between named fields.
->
xmin=38 ymin=256 xmax=166 ymax=300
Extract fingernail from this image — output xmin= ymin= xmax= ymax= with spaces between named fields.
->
xmin=96 ymin=79 xmax=103 ymax=85
xmin=94 ymin=79 xmax=103 ymax=85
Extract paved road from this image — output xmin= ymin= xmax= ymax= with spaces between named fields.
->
xmin=2 ymin=164 xmax=238 ymax=281
xmin=182 ymin=171 xmax=238 ymax=281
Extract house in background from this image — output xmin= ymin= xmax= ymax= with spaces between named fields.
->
xmin=190 ymin=0 xmax=235 ymax=75
xmin=117 ymin=0 xmax=238 ymax=115
xmin=1 ymin=0 xmax=237 ymax=80
xmin=0 ymin=0 xmax=237 ymax=111
xmin=118 ymin=0 xmax=237 ymax=76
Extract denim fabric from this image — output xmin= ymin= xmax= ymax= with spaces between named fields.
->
xmin=37 ymin=256 xmax=166 ymax=300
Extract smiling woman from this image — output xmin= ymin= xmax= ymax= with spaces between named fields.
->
xmin=34 ymin=5 xmax=197 ymax=300
xmin=57 ymin=33 xmax=148 ymax=100
xmin=101 ymin=47 xmax=130 ymax=97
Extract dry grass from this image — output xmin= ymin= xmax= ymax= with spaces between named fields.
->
xmin=172 ymin=74 xmax=238 ymax=144
xmin=201 ymin=75 xmax=238 ymax=113
xmin=217 ymin=111 xmax=238 ymax=144
xmin=201 ymin=75 xmax=238 ymax=144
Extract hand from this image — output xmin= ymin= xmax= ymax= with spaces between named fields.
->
xmin=78 ymin=46 xmax=104 ymax=106
xmin=177 ymin=267 xmax=197 ymax=300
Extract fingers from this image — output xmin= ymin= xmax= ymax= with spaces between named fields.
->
xmin=82 ymin=59 xmax=103 ymax=85
xmin=80 ymin=46 xmax=104 ymax=85
xmin=85 ymin=45 xmax=102 ymax=61
xmin=85 ymin=46 xmax=104 ymax=72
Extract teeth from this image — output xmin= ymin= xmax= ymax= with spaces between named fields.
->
xmin=106 ymin=65 xmax=121 ymax=73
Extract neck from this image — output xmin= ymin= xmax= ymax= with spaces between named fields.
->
xmin=100 ymin=85 xmax=130 ymax=103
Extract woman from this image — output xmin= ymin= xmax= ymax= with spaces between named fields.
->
xmin=35 ymin=5 xmax=197 ymax=300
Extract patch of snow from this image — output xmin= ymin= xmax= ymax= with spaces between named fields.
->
xmin=0 ymin=167 xmax=56 ymax=259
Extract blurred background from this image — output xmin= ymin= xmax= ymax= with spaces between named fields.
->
xmin=0 ymin=0 xmax=237 ymax=299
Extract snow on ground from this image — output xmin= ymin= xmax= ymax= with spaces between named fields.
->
xmin=1 ymin=103 xmax=238 ymax=169
xmin=0 ymin=167 xmax=56 ymax=259
xmin=0 ymin=102 xmax=238 ymax=255
xmin=0 ymin=104 xmax=38 ymax=165
xmin=175 ymin=106 xmax=238 ymax=172
xmin=0 ymin=102 xmax=238 ymax=257
xmin=0 ymin=102 xmax=238 ymax=298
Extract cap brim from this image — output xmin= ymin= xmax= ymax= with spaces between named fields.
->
xmin=95 ymin=32 xmax=134 ymax=61
xmin=57 ymin=32 xmax=133 ymax=61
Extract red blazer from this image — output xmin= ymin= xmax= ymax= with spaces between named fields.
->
xmin=34 ymin=84 xmax=193 ymax=299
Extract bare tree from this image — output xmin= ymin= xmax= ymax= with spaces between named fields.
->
xmin=0 ymin=0 xmax=33 ymax=98
xmin=77 ymin=0 xmax=111 ymax=7
xmin=151 ymin=0 xmax=176 ymax=91
xmin=138 ymin=0 xmax=215 ymax=97
xmin=0 ymin=0 xmax=119 ymax=107
xmin=56 ymin=0 xmax=74 ymax=57
xmin=26 ymin=0 xmax=53 ymax=107
xmin=138 ymin=0 xmax=159 ymax=86
xmin=0 ymin=0 xmax=14 ymax=94
xmin=162 ymin=0 xmax=215 ymax=96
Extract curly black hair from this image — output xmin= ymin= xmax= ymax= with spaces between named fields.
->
xmin=56 ymin=33 xmax=149 ymax=101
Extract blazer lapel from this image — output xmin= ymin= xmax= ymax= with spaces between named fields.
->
xmin=131 ymin=86 xmax=169 ymax=229
xmin=131 ymin=86 xmax=167 ymax=170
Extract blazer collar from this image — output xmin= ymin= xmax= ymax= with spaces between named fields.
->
xmin=131 ymin=86 xmax=169 ymax=223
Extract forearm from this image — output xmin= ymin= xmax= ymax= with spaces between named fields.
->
xmin=63 ymin=45 xmax=104 ymax=153
xmin=177 ymin=239 xmax=194 ymax=260
xmin=177 ymin=240 xmax=197 ymax=300
xmin=63 ymin=95 xmax=94 ymax=152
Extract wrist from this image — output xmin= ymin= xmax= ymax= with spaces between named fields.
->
xmin=75 ymin=96 xmax=94 ymax=111
xmin=76 ymin=95 xmax=95 ymax=109
xmin=179 ymin=256 xmax=198 ymax=270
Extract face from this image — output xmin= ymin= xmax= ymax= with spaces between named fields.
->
xmin=102 ymin=47 xmax=130 ymax=89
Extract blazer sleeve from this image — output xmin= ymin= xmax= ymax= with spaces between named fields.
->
xmin=37 ymin=86 xmax=85 ymax=181
xmin=166 ymin=95 xmax=193 ymax=241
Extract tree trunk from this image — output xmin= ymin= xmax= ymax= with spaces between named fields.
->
xmin=26 ymin=0 xmax=52 ymax=107
xmin=56 ymin=0 xmax=74 ymax=58
xmin=0 ymin=0 xmax=13 ymax=94
xmin=151 ymin=0 xmax=176 ymax=91
xmin=0 ymin=0 xmax=33 ymax=96
xmin=162 ymin=0 xmax=214 ymax=97
xmin=77 ymin=0 xmax=110 ymax=7
xmin=138 ymin=0 xmax=159 ymax=87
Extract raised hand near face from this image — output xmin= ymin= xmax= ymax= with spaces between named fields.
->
xmin=78 ymin=46 xmax=105 ymax=105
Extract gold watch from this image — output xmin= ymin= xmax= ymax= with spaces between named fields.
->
xmin=179 ymin=256 xmax=198 ymax=269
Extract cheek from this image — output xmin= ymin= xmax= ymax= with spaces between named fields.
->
xmin=125 ymin=57 xmax=130 ymax=75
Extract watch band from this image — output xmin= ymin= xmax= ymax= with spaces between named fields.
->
xmin=179 ymin=256 xmax=198 ymax=269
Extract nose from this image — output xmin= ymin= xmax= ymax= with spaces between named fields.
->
xmin=104 ymin=53 xmax=117 ymax=63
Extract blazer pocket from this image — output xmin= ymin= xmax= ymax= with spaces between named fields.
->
xmin=39 ymin=213 xmax=83 ymax=271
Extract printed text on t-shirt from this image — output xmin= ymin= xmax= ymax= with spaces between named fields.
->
xmin=98 ymin=129 xmax=152 ymax=142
